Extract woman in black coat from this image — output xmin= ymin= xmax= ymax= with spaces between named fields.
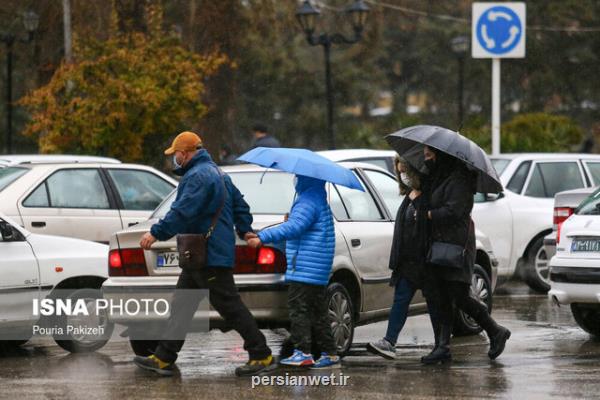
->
xmin=421 ymin=146 xmax=511 ymax=364
xmin=367 ymin=156 xmax=440 ymax=360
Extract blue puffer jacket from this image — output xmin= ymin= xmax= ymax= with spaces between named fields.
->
xmin=258 ymin=176 xmax=335 ymax=286
xmin=150 ymin=150 xmax=253 ymax=268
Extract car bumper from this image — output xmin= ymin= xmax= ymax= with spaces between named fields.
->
xmin=101 ymin=274 xmax=289 ymax=329
xmin=549 ymin=256 xmax=600 ymax=305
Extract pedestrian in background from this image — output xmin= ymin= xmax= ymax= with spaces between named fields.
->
xmin=421 ymin=145 xmax=511 ymax=364
xmin=134 ymin=131 xmax=275 ymax=377
xmin=367 ymin=156 xmax=440 ymax=359
xmin=246 ymin=174 xmax=340 ymax=369
xmin=250 ymin=123 xmax=281 ymax=149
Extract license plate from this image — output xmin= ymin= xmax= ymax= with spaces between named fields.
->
xmin=571 ymin=239 xmax=600 ymax=252
xmin=157 ymin=252 xmax=179 ymax=267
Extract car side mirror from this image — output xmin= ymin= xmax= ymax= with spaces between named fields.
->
xmin=0 ymin=221 xmax=15 ymax=241
xmin=485 ymin=192 xmax=504 ymax=202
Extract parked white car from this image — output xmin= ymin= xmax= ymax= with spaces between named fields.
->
xmin=320 ymin=150 xmax=600 ymax=292
xmin=103 ymin=162 xmax=498 ymax=357
xmin=0 ymin=213 xmax=110 ymax=352
xmin=0 ymin=155 xmax=177 ymax=243
xmin=548 ymin=187 xmax=600 ymax=337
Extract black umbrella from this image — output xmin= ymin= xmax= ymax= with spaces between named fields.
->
xmin=386 ymin=125 xmax=503 ymax=194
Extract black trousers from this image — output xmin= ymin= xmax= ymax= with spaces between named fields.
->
xmin=287 ymin=282 xmax=337 ymax=355
xmin=154 ymin=267 xmax=271 ymax=363
xmin=430 ymin=277 xmax=489 ymax=327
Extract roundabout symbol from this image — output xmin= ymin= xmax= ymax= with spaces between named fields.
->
xmin=476 ymin=6 xmax=522 ymax=55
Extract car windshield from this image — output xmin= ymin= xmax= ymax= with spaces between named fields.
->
xmin=576 ymin=188 xmax=600 ymax=216
xmin=491 ymin=158 xmax=510 ymax=176
xmin=0 ymin=167 xmax=28 ymax=192
xmin=151 ymin=171 xmax=296 ymax=219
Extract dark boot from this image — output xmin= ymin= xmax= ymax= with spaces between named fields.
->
xmin=476 ymin=311 xmax=511 ymax=360
xmin=421 ymin=324 xmax=452 ymax=365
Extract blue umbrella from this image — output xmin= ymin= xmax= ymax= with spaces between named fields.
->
xmin=237 ymin=147 xmax=364 ymax=191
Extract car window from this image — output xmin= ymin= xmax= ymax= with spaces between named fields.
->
xmin=362 ymin=169 xmax=403 ymax=218
xmin=525 ymin=162 xmax=585 ymax=198
xmin=153 ymin=171 xmax=296 ymax=218
xmin=107 ymin=169 xmax=174 ymax=211
xmin=491 ymin=158 xmax=510 ymax=176
xmin=577 ymin=188 xmax=600 ymax=215
xmin=328 ymin=184 xmax=349 ymax=220
xmin=506 ymin=161 xmax=531 ymax=194
xmin=584 ymin=161 xmax=600 ymax=186
xmin=336 ymin=177 xmax=383 ymax=221
xmin=26 ymin=169 xmax=110 ymax=209
xmin=353 ymin=158 xmax=391 ymax=173
xmin=23 ymin=184 xmax=49 ymax=207
xmin=0 ymin=167 xmax=28 ymax=192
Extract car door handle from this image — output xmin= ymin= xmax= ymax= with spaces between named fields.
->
xmin=351 ymin=239 xmax=361 ymax=247
xmin=31 ymin=221 xmax=46 ymax=228
xmin=128 ymin=222 xmax=139 ymax=227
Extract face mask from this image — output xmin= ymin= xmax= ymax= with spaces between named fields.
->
xmin=424 ymin=158 xmax=436 ymax=172
xmin=173 ymin=155 xmax=182 ymax=169
xmin=293 ymin=176 xmax=298 ymax=187
xmin=400 ymin=172 xmax=412 ymax=188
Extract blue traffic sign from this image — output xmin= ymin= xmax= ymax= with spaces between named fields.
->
xmin=475 ymin=6 xmax=523 ymax=55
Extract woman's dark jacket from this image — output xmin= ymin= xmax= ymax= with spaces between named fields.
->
xmin=427 ymin=163 xmax=476 ymax=284
xmin=389 ymin=193 xmax=429 ymax=288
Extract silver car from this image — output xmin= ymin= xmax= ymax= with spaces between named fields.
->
xmin=102 ymin=162 xmax=498 ymax=356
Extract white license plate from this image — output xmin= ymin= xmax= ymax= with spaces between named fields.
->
xmin=572 ymin=239 xmax=600 ymax=252
xmin=157 ymin=252 xmax=179 ymax=267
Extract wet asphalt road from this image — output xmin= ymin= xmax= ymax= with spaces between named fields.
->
xmin=2 ymin=282 xmax=600 ymax=400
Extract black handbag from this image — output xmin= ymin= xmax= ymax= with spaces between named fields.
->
xmin=176 ymin=171 xmax=227 ymax=270
xmin=427 ymin=219 xmax=473 ymax=269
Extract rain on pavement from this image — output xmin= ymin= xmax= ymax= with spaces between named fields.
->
xmin=2 ymin=282 xmax=600 ymax=400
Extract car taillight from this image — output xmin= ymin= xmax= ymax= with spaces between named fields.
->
xmin=109 ymin=248 xmax=148 ymax=276
xmin=557 ymin=222 xmax=562 ymax=245
xmin=553 ymin=207 xmax=573 ymax=231
xmin=233 ymin=245 xmax=286 ymax=274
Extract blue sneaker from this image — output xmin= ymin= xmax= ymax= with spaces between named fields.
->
xmin=280 ymin=349 xmax=314 ymax=367
xmin=311 ymin=353 xmax=341 ymax=369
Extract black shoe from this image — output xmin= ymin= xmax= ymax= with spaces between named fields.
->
xmin=133 ymin=355 xmax=174 ymax=376
xmin=421 ymin=323 xmax=452 ymax=365
xmin=235 ymin=355 xmax=277 ymax=377
xmin=421 ymin=347 xmax=452 ymax=365
xmin=488 ymin=326 xmax=511 ymax=360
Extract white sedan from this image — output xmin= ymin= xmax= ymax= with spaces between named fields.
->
xmin=0 ymin=213 xmax=110 ymax=352
xmin=549 ymin=187 xmax=600 ymax=337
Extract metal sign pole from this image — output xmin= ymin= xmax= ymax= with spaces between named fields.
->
xmin=491 ymin=58 xmax=501 ymax=155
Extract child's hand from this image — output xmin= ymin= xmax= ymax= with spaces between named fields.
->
xmin=247 ymin=237 xmax=262 ymax=248
xmin=244 ymin=232 xmax=258 ymax=241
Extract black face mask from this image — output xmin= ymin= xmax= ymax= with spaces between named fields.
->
xmin=424 ymin=158 xmax=436 ymax=172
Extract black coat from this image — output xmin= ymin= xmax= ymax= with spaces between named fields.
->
xmin=427 ymin=164 xmax=476 ymax=284
xmin=389 ymin=194 xmax=429 ymax=288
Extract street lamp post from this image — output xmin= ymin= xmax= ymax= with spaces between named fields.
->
xmin=296 ymin=1 xmax=369 ymax=150
xmin=450 ymin=35 xmax=469 ymax=128
xmin=0 ymin=11 xmax=39 ymax=154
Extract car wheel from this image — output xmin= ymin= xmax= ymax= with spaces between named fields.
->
xmin=524 ymin=236 xmax=551 ymax=293
xmin=129 ymin=340 xmax=160 ymax=357
xmin=53 ymin=288 xmax=114 ymax=353
xmin=326 ymin=282 xmax=355 ymax=356
xmin=571 ymin=304 xmax=600 ymax=337
xmin=453 ymin=264 xmax=493 ymax=337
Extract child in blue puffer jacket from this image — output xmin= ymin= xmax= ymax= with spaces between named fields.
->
xmin=247 ymin=175 xmax=340 ymax=369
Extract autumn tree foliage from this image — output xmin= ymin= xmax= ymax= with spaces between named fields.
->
xmin=19 ymin=3 xmax=226 ymax=162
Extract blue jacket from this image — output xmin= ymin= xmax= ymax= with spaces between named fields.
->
xmin=258 ymin=176 xmax=335 ymax=286
xmin=151 ymin=150 xmax=253 ymax=268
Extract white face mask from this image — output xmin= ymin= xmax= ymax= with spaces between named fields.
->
xmin=173 ymin=155 xmax=182 ymax=169
xmin=400 ymin=172 xmax=412 ymax=188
